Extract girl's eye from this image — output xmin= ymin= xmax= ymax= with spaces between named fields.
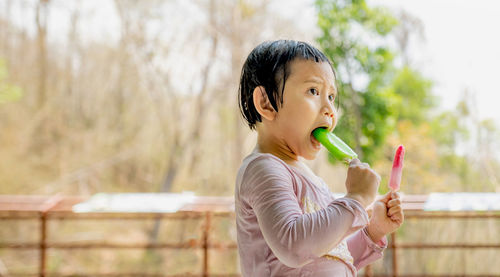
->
xmin=328 ymin=94 xmax=335 ymax=102
xmin=309 ymin=88 xmax=319 ymax=95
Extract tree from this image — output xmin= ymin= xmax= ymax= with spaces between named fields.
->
xmin=315 ymin=0 xmax=441 ymax=166
xmin=315 ymin=0 xmax=400 ymax=163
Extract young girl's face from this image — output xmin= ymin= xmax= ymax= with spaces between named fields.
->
xmin=271 ymin=59 xmax=337 ymax=161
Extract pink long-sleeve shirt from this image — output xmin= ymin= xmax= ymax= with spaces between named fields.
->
xmin=235 ymin=152 xmax=387 ymax=276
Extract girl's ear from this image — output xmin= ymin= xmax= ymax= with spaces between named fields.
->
xmin=253 ymin=86 xmax=276 ymax=121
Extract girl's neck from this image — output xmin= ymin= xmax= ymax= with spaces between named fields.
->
xmin=255 ymin=131 xmax=300 ymax=167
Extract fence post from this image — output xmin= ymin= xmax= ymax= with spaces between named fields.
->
xmin=391 ymin=232 xmax=398 ymax=277
xmin=39 ymin=212 xmax=47 ymax=277
xmin=38 ymin=195 xmax=61 ymax=277
xmin=202 ymin=212 xmax=212 ymax=277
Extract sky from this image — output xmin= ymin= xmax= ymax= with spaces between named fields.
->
xmin=370 ymin=0 xmax=500 ymax=124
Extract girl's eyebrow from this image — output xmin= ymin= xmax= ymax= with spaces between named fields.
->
xmin=304 ymin=77 xmax=337 ymax=95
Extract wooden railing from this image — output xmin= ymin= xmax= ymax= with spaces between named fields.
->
xmin=0 ymin=195 xmax=499 ymax=277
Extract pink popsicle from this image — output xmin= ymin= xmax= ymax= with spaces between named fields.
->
xmin=389 ymin=145 xmax=405 ymax=191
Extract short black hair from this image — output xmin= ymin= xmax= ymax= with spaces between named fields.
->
xmin=238 ymin=40 xmax=336 ymax=130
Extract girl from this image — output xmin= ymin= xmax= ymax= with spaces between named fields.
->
xmin=235 ymin=40 xmax=404 ymax=276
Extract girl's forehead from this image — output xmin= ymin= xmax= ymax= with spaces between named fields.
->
xmin=288 ymin=59 xmax=336 ymax=88
xmin=289 ymin=60 xmax=334 ymax=79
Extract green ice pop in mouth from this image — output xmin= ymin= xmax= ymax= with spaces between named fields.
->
xmin=312 ymin=128 xmax=358 ymax=164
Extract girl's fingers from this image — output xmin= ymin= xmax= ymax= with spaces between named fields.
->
xmin=390 ymin=211 xmax=403 ymax=219
xmin=349 ymin=158 xmax=361 ymax=166
xmin=387 ymin=206 xmax=402 ymax=217
xmin=391 ymin=191 xmax=401 ymax=200
xmin=382 ymin=191 xmax=401 ymax=204
xmin=387 ymin=198 xmax=402 ymax=208
xmin=391 ymin=212 xmax=404 ymax=224
xmin=380 ymin=191 xmax=392 ymax=203
xmin=391 ymin=216 xmax=403 ymax=225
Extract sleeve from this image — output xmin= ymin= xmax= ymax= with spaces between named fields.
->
xmin=346 ymin=227 xmax=388 ymax=269
xmin=241 ymin=156 xmax=370 ymax=268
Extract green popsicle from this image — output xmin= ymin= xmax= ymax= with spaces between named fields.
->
xmin=312 ymin=128 xmax=358 ymax=164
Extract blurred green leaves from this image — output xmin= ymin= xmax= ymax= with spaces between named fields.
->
xmin=315 ymin=0 xmax=500 ymax=193
xmin=316 ymin=0 xmax=403 ymax=163
xmin=0 ymin=59 xmax=22 ymax=104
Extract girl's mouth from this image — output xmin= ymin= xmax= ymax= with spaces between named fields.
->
xmin=311 ymin=127 xmax=329 ymax=150
xmin=310 ymin=132 xmax=321 ymax=150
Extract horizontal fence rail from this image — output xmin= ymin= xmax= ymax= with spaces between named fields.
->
xmin=0 ymin=195 xmax=499 ymax=277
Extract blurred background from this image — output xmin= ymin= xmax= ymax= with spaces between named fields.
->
xmin=0 ymin=0 xmax=499 ymax=276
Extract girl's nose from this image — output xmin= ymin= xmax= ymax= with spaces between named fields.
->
xmin=322 ymin=100 xmax=335 ymax=118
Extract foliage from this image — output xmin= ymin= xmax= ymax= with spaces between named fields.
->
xmin=0 ymin=59 xmax=22 ymax=104
xmin=316 ymin=0 xmax=401 ymax=163
xmin=315 ymin=0 xmax=499 ymax=193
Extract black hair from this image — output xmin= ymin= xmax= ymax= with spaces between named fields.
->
xmin=238 ymin=39 xmax=336 ymax=130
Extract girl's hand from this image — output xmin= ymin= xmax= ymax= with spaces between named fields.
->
xmin=345 ymin=159 xmax=381 ymax=208
xmin=365 ymin=191 xmax=404 ymax=243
